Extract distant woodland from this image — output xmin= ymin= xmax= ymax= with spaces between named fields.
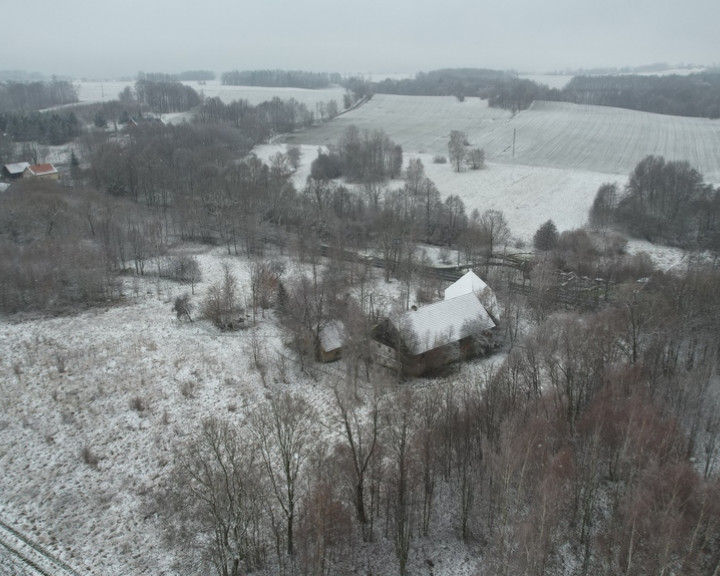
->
xmin=0 ymin=78 xmax=77 ymax=112
xmin=221 ymin=69 xmax=342 ymax=89
xmin=367 ymin=68 xmax=720 ymax=118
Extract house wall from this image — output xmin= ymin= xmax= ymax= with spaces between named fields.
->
xmin=318 ymin=347 xmax=342 ymax=363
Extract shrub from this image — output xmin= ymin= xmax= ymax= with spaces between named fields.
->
xmin=433 ymin=155 xmax=447 ymax=164
xmin=169 ymin=255 xmax=202 ymax=294
xmin=82 ymin=445 xmax=99 ymax=468
xmin=130 ymin=396 xmax=146 ymax=412
xmin=173 ymin=293 xmax=193 ymax=322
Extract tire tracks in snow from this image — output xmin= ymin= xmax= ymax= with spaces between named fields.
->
xmin=0 ymin=518 xmax=85 ymax=576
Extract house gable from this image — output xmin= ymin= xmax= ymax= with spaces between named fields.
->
xmin=444 ymin=270 xmax=500 ymax=320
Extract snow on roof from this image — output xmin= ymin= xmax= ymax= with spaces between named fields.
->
xmin=319 ymin=320 xmax=344 ymax=352
xmin=25 ymin=163 xmax=58 ymax=176
xmin=400 ymin=292 xmax=495 ymax=355
xmin=4 ymin=162 xmax=30 ymax=175
xmin=444 ymin=270 xmax=489 ymax=300
xmin=445 ymin=270 xmax=500 ymax=320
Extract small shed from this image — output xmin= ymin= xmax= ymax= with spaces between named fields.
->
xmin=318 ymin=320 xmax=344 ymax=363
xmin=23 ymin=163 xmax=59 ymax=180
xmin=2 ymin=162 xmax=30 ymax=180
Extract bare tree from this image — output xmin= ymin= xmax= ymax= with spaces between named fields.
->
xmin=163 ymin=417 xmax=265 ymax=576
xmin=382 ymin=390 xmax=420 ymax=576
xmin=466 ymin=148 xmax=485 ymax=170
xmin=332 ymin=385 xmax=379 ymax=541
xmin=448 ymin=130 xmax=467 ymax=172
xmin=251 ymin=392 xmax=317 ymax=557
xmin=202 ymin=263 xmax=243 ymax=329
xmin=478 ymin=209 xmax=511 ymax=261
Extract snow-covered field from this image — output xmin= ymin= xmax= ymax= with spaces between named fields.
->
xmin=282 ymin=94 xmax=720 ymax=180
xmin=76 ymin=80 xmax=345 ymax=108
xmin=0 ymin=249 xmax=351 ymax=575
xmin=276 ymin=93 xmax=720 ymax=247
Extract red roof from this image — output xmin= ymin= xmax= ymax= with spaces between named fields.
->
xmin=25 ymin=163 xmax=58 ymax=176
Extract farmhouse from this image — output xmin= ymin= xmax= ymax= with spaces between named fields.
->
xmin=23 ymin=163 xmax=59 ymax=180
xmin=373 ymin=291 xmax=496 ymax=376
xmin=2 ymin=162 xmax=30 ymax=180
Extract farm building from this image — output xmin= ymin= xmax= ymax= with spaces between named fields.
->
xmin=318 ymin=320 xmax=344 ymax=363
xmin=23 ymin=163 xmax=59 ymax=180
xmin=373 ymin=290 xmax=497 ymax=376
xmin=2 ymin=162 xmax=30 ymax=180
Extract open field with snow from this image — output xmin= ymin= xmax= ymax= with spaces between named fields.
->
xmin=280 ymin=94 xmax=720 ymax=180
xmin=0 ymin=250 xmax=340 ymax=574
xmin=274 ymin=94 xmax=720 ymax=246
xmin=75 ymin=80 xmax=346 ymax=108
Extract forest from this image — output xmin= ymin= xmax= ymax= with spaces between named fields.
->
xmin=1 ymin=76 xmax=720 ymax=576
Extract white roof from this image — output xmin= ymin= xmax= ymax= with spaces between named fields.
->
xmin=444 ymin=270 xmax=489 ymax=300
xmin=444 ymin=270 xmax=500 ymax=320
xmin=400 ymin=292 xmax=495 ymax=355
xmin=4 ymin=162 xmax=30 ymax=175
xmin=319 ymin=320 xmax=344 ymax=352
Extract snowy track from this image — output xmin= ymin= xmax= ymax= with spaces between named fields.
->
xmin=0 ymin=518 xmax=85 ymax=576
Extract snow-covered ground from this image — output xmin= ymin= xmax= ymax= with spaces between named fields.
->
xmin=281 ymin=94 xmax=720 ymax=180
xmin=1 ymin=82 xmax=708 ymax=574
xmin=75 ymin=80 xmax=345 ymax=109
xmin=0 ymin=248 xmax=349 ymax=574
xmin=0 ymin=245 xmax=498 ymax=575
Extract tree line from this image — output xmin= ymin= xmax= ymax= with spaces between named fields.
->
xmin=133 ymin=78 xmax=202 ymax=113
xmin=221 ymin=70 xmax=342 ymax=89
xmin=589 ymin=155 xmax=720 ymax=250
xmin=0 ymin=110 xmax=81 ymax=145
xmin=372 ymin=68 xmax=516 ymax=100
xmin=356 ymin=67 xmax=720 ymax=118
xmin=137 ymin=70 xmax=216 ymax=82
xmin=0 ymin=78 xmax=78 ymax=112
xmin=563 ymin=72 xmax=720 ymax=118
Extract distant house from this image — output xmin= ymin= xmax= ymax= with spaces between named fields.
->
xmin=23 ymin=163 xmax=59 ymax=180
xmin=318 ymin=320 xmax=345 ymax=363
xmin=2 ymin=162 xmax=30 ymax=180
xmin=373 ymin=292 xmax=497 ymax=376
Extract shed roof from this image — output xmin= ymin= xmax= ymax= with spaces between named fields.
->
xmin=25 ymin=163 xmax=58 ymax=176
xmin=319 ymin=320 xmax=344 ymax=352
xmin=4 ymin=162 xmax=30 ymax=175
xmin=400 ymin=292 xmax=495 ymax=355
xmin=444 ymin=270 xmax=489 ymax=300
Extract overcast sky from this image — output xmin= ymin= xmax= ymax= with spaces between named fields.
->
xmin=2 ymin=0 xmax=718 ymax=79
